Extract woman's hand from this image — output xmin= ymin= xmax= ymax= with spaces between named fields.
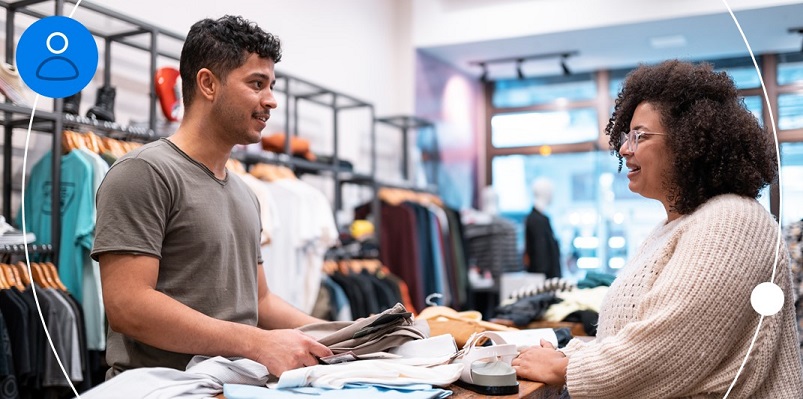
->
xmin=512 ymin=339 xmax=569 ymax=386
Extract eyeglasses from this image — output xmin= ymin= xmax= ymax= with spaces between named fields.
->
xmin=619 ymin=130 xmax=667 ymax=152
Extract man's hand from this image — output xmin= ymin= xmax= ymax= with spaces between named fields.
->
xmin=251 ymin=329 xmax=333 ymax=377
xmin=511 ymin=339 xmax=568 ymax=386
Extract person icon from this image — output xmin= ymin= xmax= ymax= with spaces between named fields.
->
xmin=35 ymin=31 xmax=79 ymax=81
xmin=16 ymin=15 xmax=97 ymax=98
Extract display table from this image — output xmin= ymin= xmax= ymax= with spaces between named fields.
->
xmin=215 ymin=380 xmax=552 ymax=398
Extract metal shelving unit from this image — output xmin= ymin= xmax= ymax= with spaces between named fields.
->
xmin=0 ymin=0 xmax=183 ymax=263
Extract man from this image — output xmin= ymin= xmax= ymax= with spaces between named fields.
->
xmin=91 ymin=15 xmax=332 ymax=379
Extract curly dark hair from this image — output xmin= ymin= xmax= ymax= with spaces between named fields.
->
xmin=605 ymin=60 xmax=777 ymax=215
xmin=180 ymin=15 xmax=282 ymax=107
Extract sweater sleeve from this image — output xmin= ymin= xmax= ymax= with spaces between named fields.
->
xmin=566 ymin=197 xmax=777 ymax=398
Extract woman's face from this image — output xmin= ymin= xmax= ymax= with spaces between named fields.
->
xmin=619 ymin=102 xmax=674 ymax=207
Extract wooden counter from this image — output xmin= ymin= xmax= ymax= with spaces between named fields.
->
xmin=451 ymin=379 xmax=557 ymax=398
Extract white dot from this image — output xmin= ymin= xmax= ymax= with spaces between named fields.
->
xmin=750 ymin=282 xmax=784 ymax=316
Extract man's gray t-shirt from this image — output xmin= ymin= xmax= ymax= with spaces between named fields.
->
xmin=91 ymin=138 xmax=262 ymax=378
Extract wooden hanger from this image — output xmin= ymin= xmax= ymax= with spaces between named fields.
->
xmin=29 ymin=262 xmax=53 ymax=289
xmin=13 ymin=262 xmax=31 ymax=287
xmin=42 ymin=262 xmax=68 ymax=291
xmin=362 ymin=259 xmax=381 ymax=274
xmin=279 ymin=165 xmax=296 ymax=180
xmin=1 ymin=264 xmax=24 ymax=291
xmin=226 ymin=159 xmax=247 ymax=176
xmin=322 ymin=260 xmax=339 ymax=275
xmin=0 ymin=265 xmax=9 ymax=289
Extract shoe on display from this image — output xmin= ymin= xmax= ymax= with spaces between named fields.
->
xmin=86 ymin=85 xmax=116 ymax=122
xmin=0 ymin=216 xmax=36 ymax=245
xmin=0 ymin=63 xmax=31 ymax=107
xmin=63 ymin=90 xmax=81 ymax=115
xmin=155 ymin=67 xmax=183 ymax=122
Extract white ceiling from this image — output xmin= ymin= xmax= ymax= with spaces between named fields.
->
xmin=418 ymin=3 xmax=803 ymax=79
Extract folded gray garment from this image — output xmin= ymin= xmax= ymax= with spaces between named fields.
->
xmin=298 ymin=303 xmax=426 ymax=355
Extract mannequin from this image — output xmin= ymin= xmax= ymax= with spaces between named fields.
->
xmin=480 ymin=186 xmax=499 ymax=216
xmin=524 ymin=177 xmax=561 ymax=278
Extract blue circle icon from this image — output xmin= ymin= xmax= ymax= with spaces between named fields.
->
xmin=16 ymin=16 xmax=98 ymax=98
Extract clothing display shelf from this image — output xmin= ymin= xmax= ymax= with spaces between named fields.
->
xmin=0 ymin=0 xmax=184 ymax=264
xmin=374 ymin=115 xmax=439 ymax=187
xmin=233 ymin=72 xmax=377 ymax=214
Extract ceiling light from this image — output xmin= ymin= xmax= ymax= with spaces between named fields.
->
xmin=649 ymin=35 xmax=687 ymax=49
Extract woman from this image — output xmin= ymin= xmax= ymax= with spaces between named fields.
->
xmin=512 ymin=60 xmax=803 ymax=398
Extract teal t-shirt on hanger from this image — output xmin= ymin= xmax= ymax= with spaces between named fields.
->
xmin=17 ymin=150 xmax=95 ymax=303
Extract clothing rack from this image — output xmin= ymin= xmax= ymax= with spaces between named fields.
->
xmin=0 ymin=243 xmax=54 ymax=265
xmin=374 ymin=115 xmax=439 ymax=186
xmin=232 ymin=73 xmax=376 ymax=219
xmin=0 ymin=0 xmax=183 ymax=264
xmin=0 ymin=243 xmax=53 ymax=255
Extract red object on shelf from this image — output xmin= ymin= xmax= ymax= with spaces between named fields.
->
xmin=155 ymin=66 xmax=182 ymax=122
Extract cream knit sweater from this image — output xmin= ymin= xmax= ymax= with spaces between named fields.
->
xmin=562 ymin=194 xmax=803 ymax=398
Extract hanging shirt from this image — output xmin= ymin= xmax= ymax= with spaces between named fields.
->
xmin=17 ymin=150 xmax=95 ymax=303
xmin=76 ymin=147 xmax=109 ymax=351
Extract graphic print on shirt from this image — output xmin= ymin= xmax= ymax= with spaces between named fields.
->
xmin=40 ymin=180 xmax=75 ymax=215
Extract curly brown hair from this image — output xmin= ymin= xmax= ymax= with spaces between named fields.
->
xmin=606 ymin=60 xmax=777 ymax=215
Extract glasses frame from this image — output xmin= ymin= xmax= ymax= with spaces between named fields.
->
xmin=620 ymin=130 xmax=667 ymax=152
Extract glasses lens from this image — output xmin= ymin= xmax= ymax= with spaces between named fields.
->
xmin=620 ymin=131 xmax=631 ymax=151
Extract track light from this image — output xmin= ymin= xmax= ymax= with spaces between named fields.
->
xmin=516 ymin=59 xmax=525 ymax=80
xmin=560 ymin=57 xmax=571 ymax=76
xmin=479 ymin=62 xmax=488 ymax=82
xmin=469 ymin=50 xmax=578 ymax=81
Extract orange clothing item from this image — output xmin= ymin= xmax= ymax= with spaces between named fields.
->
xmin=261 ymin=132 xmax=316 ymax=161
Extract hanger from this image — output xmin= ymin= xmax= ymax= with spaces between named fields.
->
xmin=29 ymin=262 xmax=53 ymax=289
xmin=0 ymin=265 xmax=9 ymax=289
xmin=361 ymin=259 xmax=381 ymax=274
xmin=1 ymin=263 xmax=24 ymax=291
xmin=13 ymin=262 xmax=31 ymax=287
xmin=322 ymin=260 xmax=339 ymax=275
xmin=42 ymin=262 xmax=68 ymax=291
xmin=226 ymin=159 xmax=247 ymax=176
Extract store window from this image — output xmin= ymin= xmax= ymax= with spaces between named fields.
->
xmin=490 ymin=108 xmax=599 ymax=148
xmin=711 ymin=56 xmax=762 ymax=90
xmin=491 ymin=151 xmax=665 ymax=280
xmin=777 ymin=52 xmax=803 ymax=86
xmin=492 ymin=73 xmax=596 ymax=108
xmin=778 ymin=93 xmax=803 ymax=130
xmin=742 ymin=95 xmax=764 ymax=126
xmin=781 ymin=142 xmax=803 ymax=226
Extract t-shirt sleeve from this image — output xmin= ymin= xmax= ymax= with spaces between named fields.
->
xmin=91 ymin=158 xmax=170 ymax=261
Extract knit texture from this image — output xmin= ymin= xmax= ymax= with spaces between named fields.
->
xmin=562 ymin=194 xmax=803 ymax=398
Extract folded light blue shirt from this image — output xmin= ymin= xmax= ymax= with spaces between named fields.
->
xmin=223 ymin=382 xmax=453 ymax=398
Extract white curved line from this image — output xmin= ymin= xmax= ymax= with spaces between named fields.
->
xmin=22 ymin=95 xmax=80 ymax=398
xmin=720 ymin=1 xmax=782 ymax=397
xmin=23 ymin=1 xmax=87 ymax=396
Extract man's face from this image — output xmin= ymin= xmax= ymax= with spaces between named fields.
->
xmin=212 ymin=53 xmax=277 ymax=145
